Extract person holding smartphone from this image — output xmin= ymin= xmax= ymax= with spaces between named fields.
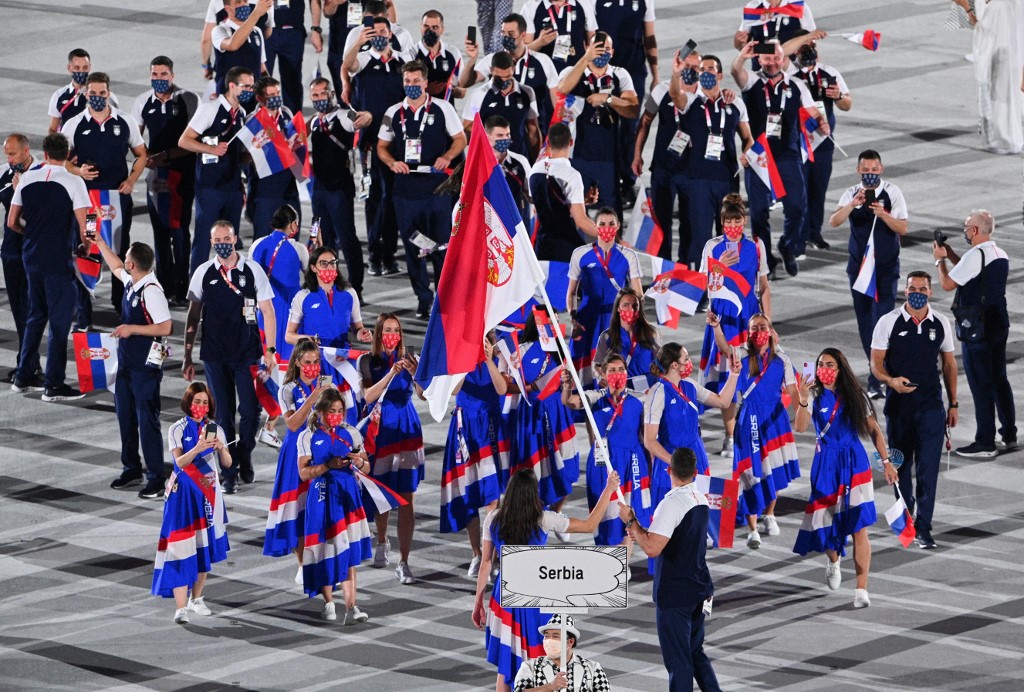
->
xmin=793 ymin=348 xmax=896 ymax=609
xmin=297 ymin=387 xmax=374 ymax=624
xmin=359 ymin=314 xmax=425 ymax=584
xmin=520 ymin=0 xmax=597 ymax=74
xmin=154 ymin=383 xmax=232 ymax=625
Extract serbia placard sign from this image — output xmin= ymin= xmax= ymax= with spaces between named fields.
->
xmin=499 ymin=546 xmax=628 ymax=609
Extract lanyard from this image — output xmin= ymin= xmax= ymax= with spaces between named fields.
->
xmin=266 ymin=237 xmax=288 ymax=277
xmin=703 ymin=98 xmax=726 ymax=134
xmin=742 ymin=351 xmax=772 ymax=398
xmin=604 ymin=391 xmax=625 ymax=433
xmin=547 ymin=2 xmax=572 ymax=33
xmin=587 ymin=70 xmax=611 ymax=94
xmin=624 ymin=332 xmax=638 ymax=364
xmin=59 ymin=89 xmax=82 ymax=115
xmin=295 ymin=379 xmax=313 ymax=404
xmin=398 ymin=97 xmax=431 ymax=139
xmin=516 ymin=51 xmax=532 ymax=81
xmin=320 ymin=424 xmax=347 ymax=447
xmin=763 ymin=77 xmax=787 ymax=113
xmin=126 ymin=282 xmax=155 ymax=325
xmin=218 ymin=265 xmax=243 ymax=296
xmin=660 ymin=377 xmax=698 ymax=412
xmin=817 ymin=398 xmax=842 ymax=439
xmin=593 ymin=244 xmax=622 ymax=291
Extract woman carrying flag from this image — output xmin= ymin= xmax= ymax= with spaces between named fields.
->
xmin=153 ymin=383 xmax=232 ymax=625
xmin=566 ymin=208 xmax=644 ymax=385
xmin=286 ymin=246 xmax=372 ymax=424
xmin=471 ymin=467 xmax=621 ymax=692
xmin=508 ymin=310 xmax=580 ymax=523
xmin=297 ymin=388 xmax=374 ymax=624
xmin=593 ymin=287 xmax=662 ymax=390
xmin=709 ymin=312 xmax=800 ymax=549
xmin=561 ymin=354 xmax=651 ymax=563
xmin=359 ymin=314 xmax=425 ymax=585
xmin=793 ymin=347 xmax=897 ymax=608
xmin=263 ymin=339 xmax=332 ymax=581
xmin=698 ymin=194 xmax=770 ymax=457
xmin=441 ymin=332 xmax=508 ymax=580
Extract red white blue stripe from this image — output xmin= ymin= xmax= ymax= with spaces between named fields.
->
xmin=624 ymin=187 xmax=664 ymax=256
xmin=884 ymin=494 xmax=917 ymax=547
xmin=694 ymin=475 xmax=739 ymax=548
xmin=238 ymin=109 xmax=298 ymax=179
xmin=844 ymin=30 xmax=881 ymax=52
xmin=643 ymin=255 xmax=707 ymax=328
xmin=852 ymin=225 xmax=878 ymax=300
xmin=72 ymin=332 xmax=117 ymax=393
xmin=745 ymin=134 xmax=787 ymax=201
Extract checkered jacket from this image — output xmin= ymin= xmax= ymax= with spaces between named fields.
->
xmin=513 ymin=654 xmax=611 ymax=692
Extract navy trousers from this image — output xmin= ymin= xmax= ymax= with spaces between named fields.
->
xmin=961 ymin=324 xmax=1017 ymax=446
xmin=850 ymin=273 xmax=897 ymax=390
xmin=394 ymin=192 xmax=452 ymax=305
xmin=19 ymin=271 xmax=76 ymax=388
xmin=798 ymin=140 xmax=834 ymax=254
xmin=265 ymin=27 xmax=306 ymax=115
xmin=651 ymin=167 xmax=691 ymax=262
xmin=887 ymin=405 xmax=945 ymax=531
xmin=146 ymin=177 xmax=194 ymax=302
xmin=115 ymin=366 xmax=164 ymax=482
xmin=3 ymin=257 xmax=30 ymax=372
xmin=203 ymin=359 xmax=259 ymax=480
xmin=366 ymin=153 xmax=398 ymax=266
xmin=656 ymin=603 xmax=721 ymax=692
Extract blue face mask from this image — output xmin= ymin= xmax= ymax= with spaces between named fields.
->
xmin=698 ymin=71 xmax=718 ymax=90
xmin=265 ymin=95 xmax=283 ymax=111
xmin=493 ymin=138 xmax=512 ymax=153
xmin=907 ymin=291 xmax=928 ymax=310
xmin=861 ymin=173 xmax=880 ymax=189
xmin=681 ymin=68 xmax=698 ymax=85
xmin=404 ymin=85 xmax=423 ymax=100
xmin=234 ymin=4 xmax=252 ymax=21
xmin=422 ymin=29 xmax=439 ymax=47
xmin=370 ymin=35 xmax=389 ymax=51
xmin=151 ymin=79 xmax=171 ymax=94
xmin=213 ymin=242 xmax=235 ymax=259
xmin=312 ymin=98 xmax=332 ymax=113
xmin=501 ymin=35 xmax=518 ymax=52
xmin=71 ymin=71 xmax=89 ymax=85
xmin=88 ymin=95 xmax=108 ymax=112
xmin=492 ymin=77 xmax=512 ymax=92
xmin=237 ymin=89 xmax=255 ymax=104
xmin=592 ymin=52 xmax=612 ymax=68
xmin=10 ymin=162 xmax=26 ymax=173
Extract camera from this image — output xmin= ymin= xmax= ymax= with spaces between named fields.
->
xmin=933 ymin=229 xmax=947 ymax=245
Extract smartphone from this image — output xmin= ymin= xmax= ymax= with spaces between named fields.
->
xmin=753 ymin=42 xmax=776 ymax=55
xmin=864 ymin=188 xmax=876 ymax=206
xmin=309 ymin=216 xmax=321 ymax=239
xmin=682 ymin=38 xmax=697 ymax=55
xmin=467 ymin=26 xmax=477 ymax=44
xmin=85 ymin=213 xmax=97 ymax=241
xmin=363 ymin=16 xmax=374 ymax=28
xmin=726 ymin=240 xmax=738 ymax=255
xmin=802 ymin=361 xmax=815 ymax=381
xmin=933 ymin=229 xmax=948 ymax=245
xmin=319 ymin=375 xmax=331 ymax=388
xmin=541 ymin=18 xmax=553 ymax=31
xmin=905 ymin=382 xmax=919 ymax=389
xmin=205 ymin=422 xmax=218 ymax=441
xmin=346 ymin=107 xmax=359 ymax=121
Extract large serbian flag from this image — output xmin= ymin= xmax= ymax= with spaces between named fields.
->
xmin=694 ymin=475 xmax=739 ymax=548
xmin=237 ymin=108 xmax=298 ymax=178
xmin=744 ymin=134 xmax=786 ymax=201
xmin=415 ymin=114 xmax=542 ymax=421
xmin=843 ymin=30 xmax=881 ymax=52
xmin=624 ymin=187 xmax=664 ymax=256
xmin=73 ymin=332 xmax=117 ymax=393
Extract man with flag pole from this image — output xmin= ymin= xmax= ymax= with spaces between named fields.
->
xmin=828 ymin=149 xmax=908 ymax=399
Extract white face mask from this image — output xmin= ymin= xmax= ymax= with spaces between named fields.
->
xmin=543 ymin=639 xmax=562 ymax=658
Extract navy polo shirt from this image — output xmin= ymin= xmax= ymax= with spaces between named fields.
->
xmin=1 ymin=159 xmax=41 ymax=262
xmin=838 ymin=180 xmax=908 ymax=284
xmin=188 ymin=95 xmax=245 ymax=191
xmin=741 ymin=73 xmax=815 ymax=161
xmin=118 ymin=269 xmax=172 ymax=369
xmin=378 ymin=97 xmax=463 ymax=197
xmin=61 ymin=108 xmax=144 ymax=190
xmin=48 ymin=84 xmax=122 ymax=128
xmin=791 ymin=64 xmax=847 ymax=132
xmin=947 ymin=241 xmax=1011 ymax=328
xmin=273 ymin=0 xmax=306 ymax=29
xmin=643 ymin=81 xmax=689 ymax=175
xmin=648 ymin=483 xmax=713 ymax=609
xmin=212 ymin=19 xmax=267 ymax=93
xmin=131 ymin=87 xmax=199 ymax=176
xmin=462 ymin=82 xmax=539 ymax=160
xmin=563 ymin=66 xmax=635 ymax=162
xmin=521 ymin=0 xmax=596 ymax=73
xmin=476 ymin=49 xmax=560 ymax=131
xmin=871 ymin=304 xmax=955 ymax=417
xmin=351 ymin=50 xmax=410 ymax=147
xmin=528 ymin=156 xmax=585 ymax=262
xmin=594 ymin=0 xmax=654 ymax=76
xmin=501 ymin=150 xmax=531 ymax=220
xmin=681 ymin=91 xmax=749 ymax=182
xmin=414 ymin=41 xmax=462 ymax=102
xmin=310 ymin=109 xmax=356 ymax=191
xmin=10 ymin=163 xmax=91 ymax=275
xmin=187 ymin=254 xmax=274 ymax=364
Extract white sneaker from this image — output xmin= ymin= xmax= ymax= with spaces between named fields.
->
xmin=295 ymin=565 xmax=304 ymax=586
xmin=345 ymin=605 xmax=369 ymax=625
xmin=720 ymin=437 xmax=734 ymax=457
xmin=173 ymin=607 xmax=189 ymax=624
xmin=825 ymin=558 xmax=841 ymax=590
xmin=763 ymin=515 xmax=780 ymax=537
xmin=626 ymin=566 xmax=632 ymax=581
xmin=706 ymin=535 xmax=715 ymax=550
xmin=467 ymin=555 xmax=481 ymax=579
xmin=746 ymin=530 xmax=761 ymax=550
xmin=489 ymin=564 xmax=499 ymax=584
xmin=187 ymin=596 xmax=212 ymax=616
xmin=853 ymin=588 xmax=871 ymax=608
xmin=553 ymin=531 xmax=570 ymax=543
xmin=373 ymin=540 xmax=391 ymax=568
xmin=321 ymin=601 xmax=337 ymax=621
xmin=257 ymin=426 xmax=282 ymax=448
xmin=396 ymin=561 xmax=415 ymax=584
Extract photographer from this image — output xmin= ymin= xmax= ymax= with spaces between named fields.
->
xmin=934 ymin=210 xmax=1016 ymax=457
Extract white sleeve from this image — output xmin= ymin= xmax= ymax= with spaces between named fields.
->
xmin=937 ymin=314 xmax=955 ymax=353
xmin=212 ymin=24 xmax=232 ymax=52
xmin=481 ymin=509 xmax=496 ymax=543
xmin=521 ymin=0 xmax=542 ymax=32
xmin=187 ymin=263 xmax=208 ymax=302
xmin=564 ymin=168 xmax=585 ymax=205
xmin=131 ymin=94 xmax=147 ymax=129
xmin=625 ymin=248 xmax=642 ymax=278
xmin=793 ymin=78 xmax=816 ymax=108
xmin=205 ymin=0 xmax=219 ymax=23
xmin=755 ymin=238 xmax=769 ymax=276
xmin=643 ymin=383 xmax=665 ymax=424
xmin=947 ymin=247 xmax=984 ymax=286
xmin=47 ymin=88 xmax=64 ymax=119
xmin=288 ymin=289 xmax=307 ymax=325
xmin=649 ymin=494 xmax=687 ymax=537
xmin=567 ymin=245 xmax=587 ymax=280
xmin=461 ymin=87 xmax=483 ymax=120
xmin=346 ymin=424 xmax=364 ymax=448
xmin=352 ymin=51 xmax=372 ymax=75
xmin=346 ymin=287 xmax=362 ymax=324
xmin=59 ymin=117 xmax=76 ymax=142
xmin=540 ymin=510 xmax=571 ymax=533
xmin=800 ymin=3 xmax=816 ymax=31
xmin=645 ymin=0 xmax=656 ymax=21
xmin=692 ymin=380 xmax=715 ymax=405
xmin=294 ymin=241 xmax=309 ymax=271
xmin=122 ymin=113 xmax=145 ymax=148
xmin=251 ymin=263 xmax=274 ymax=301
xmin=779 ymin=352 xmax=797 ymax=387
xmin=475 ymin=53 xmax=493 ymax=78
xmin=540 ymin=55 xmax=560 ymax=88
xmin=188 ymin=102 xmax=218 ymax=134
xmin=885 ymin=183 xmax=909 ymax=220
xmin=616 ymin=69 xmax=636 ymax=95
xmin=280 ymin=381 xmax=297 ymax=412
xmin=377 ymin=105 xmax=398 ymax=142
xmin=439 ymin=100 xmax=466 ymax=137
xmin=168 ymin=420 xmax=184 ymax=452
xmin=734 ymin=97 xmax=749 ymax=123
xmin=296 ymin=429 xmax=313 ymax=457
xmin=837 ymin=185 xmax=856 ymax=207
xmin=581 ymin=0 xmax=598 ymax=31
xmin=870 ymin=312 xmax=895 ymax=351
xmin=142 ymin=283 xmax=173 ymax=324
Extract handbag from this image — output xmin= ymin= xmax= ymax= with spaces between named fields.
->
xmin=950 ymin=250 xmax=987 ymax=342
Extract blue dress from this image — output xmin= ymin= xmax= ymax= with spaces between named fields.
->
xmin=263 ymin=379 xmax=314 ymax=557
xmin=440 ymin=359 xmax=505 ymax=533
xmin=301 ymin=425 xmax=374 ymax=596
xmin=363 ymin=353 xmax=425 ymax=493
xmin=732 ymin=351 xmax=801 ymax=518
xmin=595 ymin=327 xmax=659 ymax=388
xmin=251 ymin=230 xmax=303 ymax=362
xmin=568 ymin=244 xmax=636 ymax=381
xmin=292 ymin=285 xmax=361 ymax=425
xmin=585 ymin=389 xmax=653 ymax=545
xmin=793 ymin=390 xmax=877 ymax=557
xmin=510 ymin=341 xmax=580 ymax=506
xmin=152 ymin=418 xmax=230 ymax=598
xmin=646 ymin=378 xmax=711 ymax=510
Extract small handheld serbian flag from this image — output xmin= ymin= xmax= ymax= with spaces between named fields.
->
xmin=624 ymin=187 xmax=664 ymax=256
xmin=75 ymin=249 xmax=102 ymax=295
xmin=744 ymin=134 xmax=786 ymax=201
xmin=798 ymin=107 xmax=824 ymax=163
xmin=852 ymin=223 xmax=878 ymax=300
xmin=743 ymin=0 xmax=804 ymax=24
xmin=644 ymin=256 xmax=707 ymax=328
xmin=843 ymin=30 xmax=881 ymax=51
xmin=706 ymin=256 xmax=753 ymax=315
xmin=238 ymin=108 xmax=298 ymax=179
xmin=73 ymin=332 xmax=118 ymax=393
xmin=88 ymin=189 xmax=124 ymax=251
xmin=694 ymin=475 xmax=739 ymax=548
xmin=884 ymin=492 xmax=917 ymax=547
xmin=532 ymin=305 xmax=565 ymax=353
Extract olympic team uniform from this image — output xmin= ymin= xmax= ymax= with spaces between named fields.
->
xmin=731 ymin=347 xmax=801 ymax=520
xmin=298 ymin=422 xmax=374 ymax=596
xmin=510 ymin=340 xmax=579 ymax=506
xmin=581 ymin=388 xmax=652 ymax=546
xmin=152 ymin=417 xmax=230 ymax=598
xmin=440 ymin=358 xmax=506 ymax=533
xmin=593 ymin=326 xmax=661 ymax=390
xmin=793 ymin=389 xmax=876 ymax=556
xmin=359 ymin=352 xmax=426 ymax=493
xmin=263 ymin=378 xmax=315 ymax=557
xmin=249 ymin=229 xmax=307 ymax=362
xmin=643 ymin=377 xmax=714 ymax=508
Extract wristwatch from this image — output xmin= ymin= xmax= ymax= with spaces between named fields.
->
xmin=267 ymin=346 xmax=277 ymax=355
xmin=948 ymin=402 xmax=958 ymax=408
xmin=311 ymin=26 xmax=322 ymax=34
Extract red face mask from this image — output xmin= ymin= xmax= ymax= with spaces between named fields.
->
xmin=597 ymin=226 xmax=617 ymax=244
xmin=752 ymin=331 xmax=770 ymax=349
xmin=190 ymin=404 xmax=209 ymax=420
xmin=300 ymin=363 xmax=321 ymax=381
xmin=324 ymin=412 xmax=345 ymax=428
xmin=816 ymin=366 xmax=838 ymax=386
xmin=606 ymin=372 xmax=628 ymax=390
xmin=723 ymin=223 xmax=744 ymax=241
xmin=381 ymin=333 xmax=401 ymax=351
xmin=679 ymin=360 xmax=693 ymax=379
xmin=317 ymin=268 xmax=338 ymax=285
xmin=619 ymin=308 xmax=637 ymax=325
